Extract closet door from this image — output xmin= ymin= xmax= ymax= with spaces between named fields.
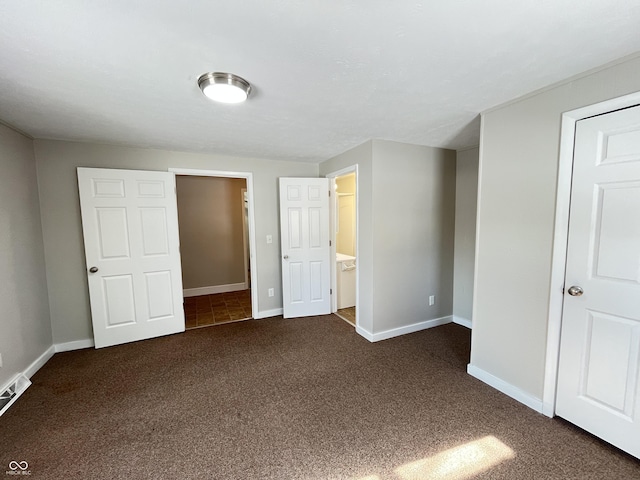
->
xmin=78 ymin=167 xmax=184 ymax=348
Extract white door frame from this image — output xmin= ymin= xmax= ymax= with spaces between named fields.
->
xmin=241 ymin=188 xmax=249 ymax=289
xmin=169 ymin=168 xmax=259 ymax=318
xmin=543 ymin=91 xmax=640 ymax=417
xmin=325 ymin=165 xmax=359 ymax=327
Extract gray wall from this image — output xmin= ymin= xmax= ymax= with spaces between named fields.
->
xmin=176 ymin=176 xmax=246 ymax=290
xmin=0 ymin=125 xmax=52 ymax=388
xmin=372 ymin=140 xmax=456 ymax=333
xmin=453 ymin=147 xmax=479 ymax=323
xmin=472 ymin=54 xmax=640 ymax=399
xmin=320 ymin=140 xmax=456 ymax=336
xmin=33 ymin=140 xmax=317 ymax=344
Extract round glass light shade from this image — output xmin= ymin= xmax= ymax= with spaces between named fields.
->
xmin=198 ymin=72 xmax=251 ymax=104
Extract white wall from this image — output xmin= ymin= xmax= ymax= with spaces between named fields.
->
xmin=320 ymin=140 xmax=456 ymax=337
xmin=0 ymin=124 xmax=52 ymax=388
xmin=33 ymin=140 xmax=317 ymax=344
xmin=472 ymin=54 xmax=640 ymax=400
xmin=453 ymin=147 xmax=479 ymax=324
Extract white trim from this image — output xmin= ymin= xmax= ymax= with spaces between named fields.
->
xmin=366 ymin=316 xmax=453 ymax=343
xmin=254 ymin=308 xmax=283 ymax=319
xmin=24 ymin=346 xmax=55 ymax=378
xmin=467 ymin=364 xmax=544 ymax=414
xmin=325 ymin=165 xmax=359 ymax=330
xmin=169 ymin=168 xmax=259 ymax=320
xmin=325 ymin=165 xmax=359 ymax=179
xmin=241 ymin=187 xmax=249 ymax=289
xmin=55 ymin=339 xmax=95 ymax=352
xmin=0 ymin=374 xmax=31 ymax=417
xmin=544 ymin=90 xmax=640 ymax=419
xmin=0 ymin=345 xmax=56 ymax=416
xmin=169 ymin=168 xmax=251 ymax=179
xmin=355 ymin=325 xmax=374 ymax=342
xmin=452 ymin=316 xmax=472 ymax=329
xmin=183 ymin=283 xmax=247 ymax=297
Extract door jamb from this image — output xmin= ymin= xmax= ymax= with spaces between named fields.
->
xmin=543 ymin=91 xmax=640 ymax=417
xmin=325 ymin=165 xmax=359 ymax=328
xmin=241 ymin=188 xmax=249 ymax=289
xmin=169 ymin=168 xmax=259 ymax=319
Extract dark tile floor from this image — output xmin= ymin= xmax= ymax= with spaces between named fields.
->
xmin=337 ymin=306 xmax=356 ymax=325
xmin=184 ymin=290 xmax=252 ymax=329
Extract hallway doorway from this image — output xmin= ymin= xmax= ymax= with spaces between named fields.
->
xmin=171 ymin=168 xmax=258 ymax=330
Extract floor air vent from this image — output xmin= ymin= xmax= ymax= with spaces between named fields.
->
xmin=0 ymin=374 xmax=31 ymax=417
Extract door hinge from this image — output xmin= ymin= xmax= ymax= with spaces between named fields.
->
xmin=329 ymin=240 xmax=332 ymax=246
xmin=330 ymin=289 xmax=333 ymax=295
xmin=328 ymin=190 xmax=331 ymax=197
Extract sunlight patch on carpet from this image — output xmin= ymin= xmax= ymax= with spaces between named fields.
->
xmin=394 ymin=436 xmax=515 ymax=480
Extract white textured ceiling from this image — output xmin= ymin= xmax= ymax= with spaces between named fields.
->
xmin=1 ymin=1 xmax=640 ymax=163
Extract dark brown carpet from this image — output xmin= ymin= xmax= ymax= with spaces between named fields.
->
xmin=1 ymin=316 xmax=638 ymax=479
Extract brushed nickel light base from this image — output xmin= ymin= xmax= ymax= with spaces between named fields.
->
xmin=198 ymin=72 xmax=251 ymax=104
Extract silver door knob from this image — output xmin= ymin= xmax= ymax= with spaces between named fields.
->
xmin=283 ymin=255 xmax=289 ymax=260
xmin=89 ymin=266 xmax=99 ymax=273
xmin=567 ymin=285 xmax=583 ymax=296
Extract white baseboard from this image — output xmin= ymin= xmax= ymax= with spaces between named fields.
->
xmin=355 ymin=326 xmax=374 ymax=342
xmin=253 ymin=308 xmax=283 ymax=319
xmin=542 ymin=402 xmax=555 ymax=418
xmin=24 ymin=346 xmax=55 ymax=379
xmin=0 ymin=374 xmax=31 ymax=417
xmin=2 ymin=340 xmax=89 ymax=396
xmin=365 ymin=315 xmax=453 ymax=343
xmin=1 ymin=345 xmax=55 ymax=416
xmin=467 ymin=364 xmax=544 ymax=413
xmin=183 ymin=283 xmax=247 ymax=297
xmin=55 ymin=339 xmax=94 ymax=352
xmin=453 ymin=316 xmax=472 ymax=329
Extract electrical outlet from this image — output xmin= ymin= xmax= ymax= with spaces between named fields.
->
xmin=268 ymin=288 xmax=274 ymax=297
xmin=429 ymin=295 xmax=435 ymax=306
xmin=266 ymin=235 xmax=273 ymax=244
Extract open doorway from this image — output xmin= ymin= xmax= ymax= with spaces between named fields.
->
xmin=171 ymin=169 xmax=258 ymax=329
xmin=327 ymin=167 xmax=358 ymax=327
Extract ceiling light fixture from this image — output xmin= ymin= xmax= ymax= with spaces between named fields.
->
xmin=197 ymin=72 xmax=251 ymax=104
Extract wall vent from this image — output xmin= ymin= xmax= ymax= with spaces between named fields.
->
xmin=0 ymin=374 xmax=31 ymax=417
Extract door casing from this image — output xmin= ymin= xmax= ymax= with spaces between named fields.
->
xmin=325 ymin=165 xmax=359 ymax=327
xmin=544 ymin=91 xmax=640 ymax=417
xmin=241 ymin=188 xmax=249 ymax=289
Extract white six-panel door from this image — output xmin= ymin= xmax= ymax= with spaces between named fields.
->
xmin=279 ymin=178 xmax=331 ymax=318
xmin=78 ymin=168 xmax=185 ymax=348
xmin=556 ymin=105 xmax=640 ymax=458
